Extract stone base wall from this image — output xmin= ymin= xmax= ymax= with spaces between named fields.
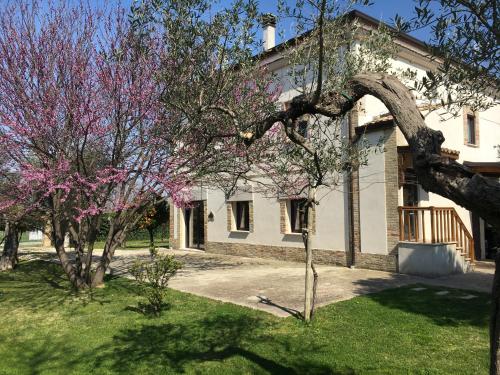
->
xmin=206 ymin=241 xmax=398 ymax=272
xmin=206 ymin=241 xmax=348 ymax=266
xmin=355 ymin=252 xmax=398 ymax=272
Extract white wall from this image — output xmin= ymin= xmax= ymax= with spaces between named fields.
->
xmin=205 ymin=184 xmax=348 ymax=251
xmin=358 ymin=129 xmax=388 ymax=254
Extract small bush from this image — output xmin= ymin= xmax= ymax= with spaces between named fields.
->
xmin=129 ymin=255 xmax=182 ymax=315
xmin=149 ymin=245 xmax=159 ymax=258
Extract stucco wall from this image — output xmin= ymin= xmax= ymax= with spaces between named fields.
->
xmin=358 ymin=129 xmax=388 ymax=254
xmin=205 ymin=184 xmax=347 ymax=251
xmin=399 ymin=242 xmax=467 ymax=276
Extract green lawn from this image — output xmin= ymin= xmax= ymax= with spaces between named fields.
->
xmin=15 ymin=238 xmax=169 ymax=250
xmin=93 ymin=238 xmax=169 ymax=250
xmin=0 ymin=261 xmax=489 ymax=374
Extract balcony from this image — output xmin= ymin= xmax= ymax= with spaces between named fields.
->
xmin=398 ymin=206 xmax=475 ymax=275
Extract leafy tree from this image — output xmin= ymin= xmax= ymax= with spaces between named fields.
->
xmin=0 ymin=1 xmax=240 ymax=289
xmin=136 ymin=199 xmax=168 ymax=254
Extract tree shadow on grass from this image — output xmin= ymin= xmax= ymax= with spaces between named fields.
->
xmin=0 ymin=260 xmax=111 ymax=311
xmin=257 ymin=295 xmax=303 ymax=320
xmin=354 ymin=280 xmax=490 ymax=328
xmin=0 ymin=331 xmax=92 ymax=375
xmin=124 ymin=302 xmax=172 ymax=317
xmin=97 ymin=313 xmax=347 ymax=374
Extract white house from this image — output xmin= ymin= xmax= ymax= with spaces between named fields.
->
xmin=169 ymin=10 xmax=500 ymax=276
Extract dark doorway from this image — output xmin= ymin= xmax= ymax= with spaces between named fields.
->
xmin=472 ymin=213 xmax=481 ymax=259
xmin=472 ymin=213 xmax=500 ymax=260
xmin=185 ymin=201 xmax=205 ymax=250
xmin=485 ymin=221 xmax=500 ymax=260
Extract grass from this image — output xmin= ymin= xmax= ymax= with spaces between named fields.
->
xmin=0 ymin=261 xmax=490 ymax=374
xmin=93 ymin=238 xmax=169 ymax=250
xmin=14 ymin=237 xmax=169 ymax=250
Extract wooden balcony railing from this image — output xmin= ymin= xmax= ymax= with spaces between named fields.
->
xmin=398 ymin=206 xmax=475 ymax=262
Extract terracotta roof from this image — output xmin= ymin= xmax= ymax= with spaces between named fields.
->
xmin=441 ymin=147 xmax=460 ymax=157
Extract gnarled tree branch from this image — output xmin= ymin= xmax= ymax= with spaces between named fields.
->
xmin=329 ymin=73 xmax=500 ymax=230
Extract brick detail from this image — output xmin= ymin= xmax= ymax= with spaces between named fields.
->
xmin=355 ymin=252 xmax=398 ymax=272
xmin=463 ymin=107 xmax=480 ymax=146
xmin=226 ymin=203 xmax=233 ymax=231
xmin=177 ymin=207 xmax=181 ymax=248
xmin=279 ymin=200 xmax=287 ymax=234
xmin=168 ymin=202 xmax=179 ymax=249
xmin=248 ymin=201 xmax=254 ymax=233
xmin=384 ymin=126 xmax=400 ymax=260
xmin=203 ymin=200 xmax=208 ymax=247
xmin=349 ymin=108 xmax=361 ymax=258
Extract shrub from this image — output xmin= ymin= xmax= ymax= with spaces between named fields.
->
xmin=129 ymin=255 xmax=182 ymax=315
xmin=149 ymin=245 xmax=159 ymax=258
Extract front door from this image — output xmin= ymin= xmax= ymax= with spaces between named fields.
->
xmin=402 ymin=170 xmax=419 ymax=239
xmin=185 ymin=201 xmax=205 ymax=250
xmin=472 ymin=214 xmax=500 ymax=260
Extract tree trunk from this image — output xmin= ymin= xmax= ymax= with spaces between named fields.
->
xmin=491 ymin=253 xmax=500 ymax=374
xmin=51 ymin=212 xmax=88 ymax=290
xmin=148 ymin=228 xmax=155 ymax=249
xmin=0 ymin=221 xmax=19 ymax=271
xmin=303 ymin=187 xmax=317 ymax=322
xmin=91 ymin=227 xmax=125 ymax=288
xmin=310 ymin=260 xmax=319 ymax=319
xmin=83 ymin=225 xmax=98 ymax=285
xmin=303 ymin=225 xmax=313 ymax=322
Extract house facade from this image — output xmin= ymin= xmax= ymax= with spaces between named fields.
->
xmin=169 ymin=11 xmax=500 ymax=275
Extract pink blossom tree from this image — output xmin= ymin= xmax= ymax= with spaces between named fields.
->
xmin=0 ymin=0 xmax=279 ymax=289
xmin=0 ymin=1 xmax=193 ymax=288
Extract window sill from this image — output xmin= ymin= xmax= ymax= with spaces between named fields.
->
xmin=284 ymin=232 xmax=303 ymax=236
xmin=230 ymin=230 xmax=250 ymax=233
xmin=465 ymin=143 xmax=479 ymax=148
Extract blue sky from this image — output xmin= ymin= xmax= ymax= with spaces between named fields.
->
xmin=256 ymin=0 xmax=434 ymax=45
xmin=77 ymin=0 xmax=434 ymax=43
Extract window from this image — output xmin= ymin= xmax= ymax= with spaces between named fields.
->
xmin=402 ymin=169 xmax=419 ymax=207
xmin=466 ymin=114 xmax=476 ymax=145
xmin=235 ymin=201 xmax=250 ymax=231
xmin=290 ymin=199 xmax=308 ymax=233
xmin=298 ymin=120 xmax=308 ymax=138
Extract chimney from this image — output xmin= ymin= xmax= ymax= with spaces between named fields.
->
xmin=261 ymin=13 xmax=277 ymax=51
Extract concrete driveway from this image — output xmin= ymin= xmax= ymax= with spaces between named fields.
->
xmin=106 ymin=248 xmax=493 ymax=317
